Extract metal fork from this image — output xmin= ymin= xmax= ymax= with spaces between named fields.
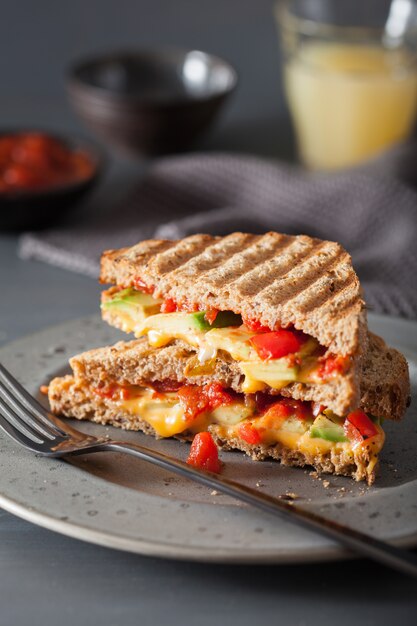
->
xmin=1 ymin=363 xmax=417 ymax=577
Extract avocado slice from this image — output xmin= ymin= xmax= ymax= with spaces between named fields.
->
xmin=309 ymin=414 xmax=348 ymax=443
xmin=144 ymin=312 xmax=206 ymax=337
xmin=191 ymin=310 xmax=242 ymax=331
xmin=240 ymin=359 xmax=299 ymax=384
xmin=101 ymin=288 xmax=162 ymax=319
xmin=211 ymin=403 xmax=253 ymax=426
xmin=280 ymin=415 xmax=311 ymax=434
xmin=189 ymin=312 xmax=211 ymax=331
xmin=197 ymin=311 xmax=242 ymax=330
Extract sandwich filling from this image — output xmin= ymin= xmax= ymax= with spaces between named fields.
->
xmin=101 ymin=286 xmax=351 ymax=394
xmin=72 ymin=377 xmax=384 ymax=482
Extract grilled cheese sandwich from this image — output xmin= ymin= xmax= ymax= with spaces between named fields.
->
xmin=48 ymin=232 xmax=411 ymax=484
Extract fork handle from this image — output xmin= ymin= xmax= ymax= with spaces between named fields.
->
xmin=97 ymin=440 xmax=417 ymax=577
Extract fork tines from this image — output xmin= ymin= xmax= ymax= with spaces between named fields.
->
xmin=0 ymin=363 xmax=64 ymax=444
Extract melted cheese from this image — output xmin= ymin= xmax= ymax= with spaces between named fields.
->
xmin=117 ymin=389 xmax=251 ymax=438
xmin=103 ymin=306 xmax=322 ymax=392
xmin=96 ymin=384 xmax=384 ymax=476
xmin=120 ymin=391 xmax=186 ymax=437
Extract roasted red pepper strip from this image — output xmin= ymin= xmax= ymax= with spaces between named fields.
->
xmin=161 ymin=298 xmax=177 ymax=313
xmin=264 ymin=397 xmax=312 ymax=421
xmin=149 ymin=379 xmax=182 ymax=394
xmin=93 ymin=384 xmax=133 ymax=401
xmin=344 ymin=409 xmax=379 ymax=441
xmin=238 ymin=422 xmax=262 ymax=445
xmin=133 ymin=277 xmax=155 ymax=294
xmin=312 ymin=402 xmax=326 ymax=417
xmin=343 ymin=420 xmax=364 ymax=445
xmin=204 ymin=309 xmax=219 ymax=325
xmin=187 ymin=432 xmax=221 ymax=473
xmin=250 ymin=330 xmax=307 ymax=360
xmin=318 ymin=355 xmax=350 ymax=380
xmin=178 ymin=383 xmax=234 ymax=422
xmin=242 ymin=316 xmax=271 ymax=333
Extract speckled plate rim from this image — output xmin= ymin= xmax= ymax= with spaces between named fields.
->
xmin=1 ymin=486 xmax=416 ymax=564
xmin=0 ymin=312 xmax=416 ymax=564
xmin=0 ymin=493 xmax=349 ymax=563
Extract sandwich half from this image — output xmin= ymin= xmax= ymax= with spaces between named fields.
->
xmin=48 ymin=332 xmax=410 ymax=485
xmin=99 ymin=232 xmax=368 ymax=417
xmin=48 ymin=231 xmax=410 ymax=485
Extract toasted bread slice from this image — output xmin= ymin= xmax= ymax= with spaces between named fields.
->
xmin=63 ymin=332 xmax=409 ymax=420
xmin=360 ymin=333 xmax=411 ymax=421
xmin=100 ymin=232 xmax=367 ymax=357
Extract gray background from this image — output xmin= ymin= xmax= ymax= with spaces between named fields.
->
xmin=0 ymin=1 xmax=416 ymax=625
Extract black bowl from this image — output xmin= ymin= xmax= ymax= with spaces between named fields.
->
xmin=0 ymin=130 xmax=104 ymax=231
xmin=66 ymin=48 xmax=238 ymax=157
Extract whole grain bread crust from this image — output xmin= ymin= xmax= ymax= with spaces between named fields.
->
xmin=100 ymin=232 xmax=367 ymax=357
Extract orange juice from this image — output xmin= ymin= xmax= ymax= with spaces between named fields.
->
xmin=284 ymin=43 xmax=417 ymax=170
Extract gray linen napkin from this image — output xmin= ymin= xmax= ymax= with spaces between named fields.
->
xmin=19 ymin=149 xmax=417 ymax=318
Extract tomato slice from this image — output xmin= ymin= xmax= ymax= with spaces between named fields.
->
xmin=238 ymin=422 xmax=262 ymax=445
xmin=250 ymin=330 xmax=307 ymax=360
xmin=345 ymin=409 xmax=379 ymax=440
xmin=187 ymin=432 xmax=221 ymax=473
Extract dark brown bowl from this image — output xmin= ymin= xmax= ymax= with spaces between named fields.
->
xmin=66 ymin=48 xmax=238 ymax=157
xmin=0 ymin=130 xmax=104 ymax=231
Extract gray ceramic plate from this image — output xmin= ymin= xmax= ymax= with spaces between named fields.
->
xmin=0 ymin=313 xmax=416 ymax=563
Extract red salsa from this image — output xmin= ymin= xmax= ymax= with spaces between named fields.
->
xmin=0 ymin=132 xmax=94 ymax=193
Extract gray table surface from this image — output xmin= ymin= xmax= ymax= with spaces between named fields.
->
xmin=1 ymin=1 xmax=417 ymax=624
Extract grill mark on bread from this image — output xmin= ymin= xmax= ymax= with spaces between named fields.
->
xmin=269 ymin=256 xmax=358 ymax=316
xmin=295 ymin=276 xmax=358 ymax=318
xmin=256 ymin=241 xmax=343 ymax=309
xmin=156 ymin=233 xmax=258 ymax=290
xmin=231 ymin=236 xmax=317 ymax=297
xmin=148 ymin=234 xmax=220 ymax=276
xmin=195 ymin=233 xmax=289 ymax=288
xmin=100 ymin=241 xmax=176 ymax=285
xmin=127 ymin=239 xmax=176 ymax=263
